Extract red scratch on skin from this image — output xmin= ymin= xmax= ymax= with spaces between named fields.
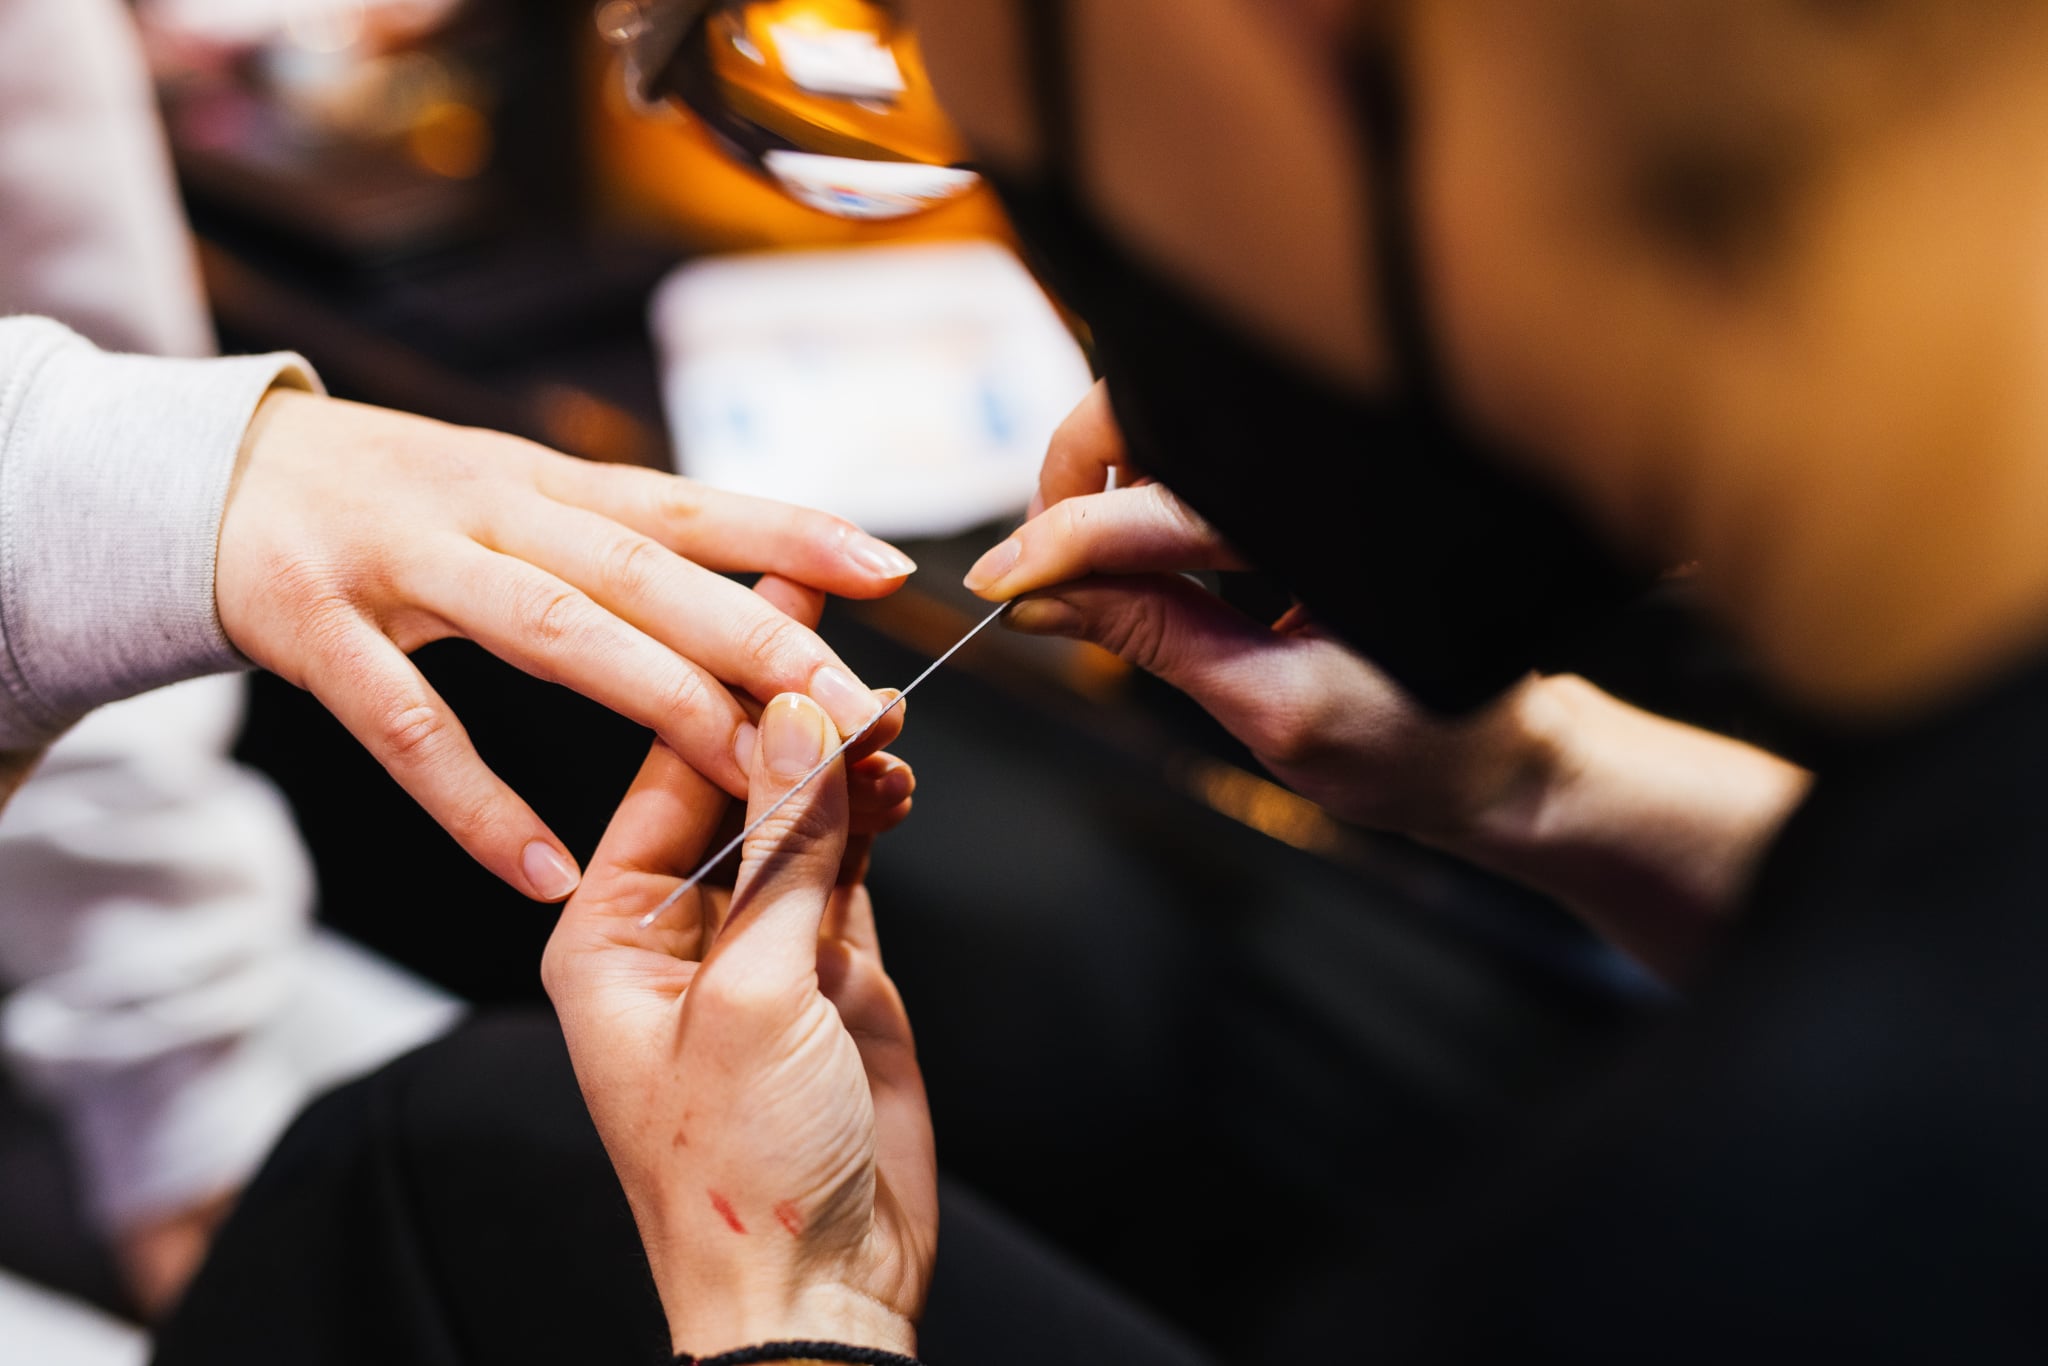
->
xmin=708 ymin=1190 xmax=747 ymax=1234
xmin=671 ymin=1128 xmax=689 ymax=1149
xmin=773 ymin=1200 xmax=804 ymax=1237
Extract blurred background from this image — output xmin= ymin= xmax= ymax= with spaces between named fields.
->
xmin=1 ymin=1 xmax=1763 ymax=1359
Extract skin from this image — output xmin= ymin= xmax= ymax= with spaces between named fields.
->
xmin=562 ymin=0 xmax=2048 ymax=1352
xmin=114 ymin=554 xmax=917 ymax=1322
xmin=215 ymin=388 xmax=919 ymax=900
xmin=543 ymin=698 xmax=934 ymax=1359
xmin=968 ymin=383 xmax=1810 ymax=982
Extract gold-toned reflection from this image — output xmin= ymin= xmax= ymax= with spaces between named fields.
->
xmin=589 ymin=0 xmax=1009 ymax=247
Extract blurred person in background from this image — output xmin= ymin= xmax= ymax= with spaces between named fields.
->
xmin=0 ymin=0 xmax=454 ymax=1339
xmin=0 ymin=0 xmax=918 ymax=1344
xmin=152 ymin=0 xmax=2048 ymax=1362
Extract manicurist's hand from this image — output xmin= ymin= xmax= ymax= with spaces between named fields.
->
xmin=542 ymin=695 xmax=936 ymax=1359
xmin=216 ymin=389 xmax=917 ymax=900
xmin=964 ymin=382 xmax=1549 ymax=839
xmin=965 ymin=383 xmax=1811 ymax=981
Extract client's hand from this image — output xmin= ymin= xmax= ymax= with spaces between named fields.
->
xmin=963 ymin=383 xmax=1549 ymax=840
xmin=543 ymin=696 xmax=936 ymax=1358
xmin=217 ymin=389 xmax=917 ymax=900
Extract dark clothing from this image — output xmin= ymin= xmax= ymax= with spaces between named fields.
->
xmin=1317 ymin=648 xmax=2048 ymax=1363
xmin=151 ymin=1013 xmax=1210 ymax=1366
xmin=160 ymin=655 xmax=2048 ymax=1363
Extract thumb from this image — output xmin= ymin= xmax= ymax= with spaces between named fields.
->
xmin=703 ymin=693 xmax=849 ymax=989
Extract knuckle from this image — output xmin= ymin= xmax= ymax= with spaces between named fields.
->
xmin=511 ymin=582 xmax=589 ymax=649
xmin=731 ymin=608 xmax=815 ymax=680
xmin=742 ymin=800 xmax=842 ymax=869
xmin=595 ymin=532 xmax=667 ymax=602
xmin=376 ymin=700 xmax=452 ymax=767
xmin=256 ymin=544 xmax=338 ymax=604
xmin=651 ymin=666 xmax=716 ymax=729
xmin=657 ymin=477 xmax=707 ymax=527
xmin=1093 ymin=599 xmax=1177 ymax=674
xmin=440 ymin=789 xmax=503 ymax=844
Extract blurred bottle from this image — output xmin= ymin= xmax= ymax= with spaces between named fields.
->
xmin=585 ymin=0 xmax=1011 ymax=251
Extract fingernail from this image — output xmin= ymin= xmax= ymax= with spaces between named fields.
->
xmin=732 ymin=720 xmax=758 ymax=773
xmin=808 ymin=665 xmax=873 ymax=734
xmin=1026 ymin=492 xmax=1046 ymax=520
xmin=1005 ymin=596 xmax=1083 ymax=637
xmin=849 ymin=537 xmax=917 ymax=578
xmin=875 ymin=761 xmax=914 ymax=806
xmin=963 ymin=537 xmax=1021 ymax=592
xmin=763 ymin=694 xmax=831 ymax=777
xmin=522 ymin=841 xmax=581 ymax=900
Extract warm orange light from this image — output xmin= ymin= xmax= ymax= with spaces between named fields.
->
xmin=704 ymin=0 xmax=969 ymax=167
xmin=583 ymin=1 xmax=1011 ymax=253
xmin=407 ymin=99 xmax=490 ymax=179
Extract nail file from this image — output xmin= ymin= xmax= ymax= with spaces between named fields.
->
xmin=640 ymin=600 xmax=1012 ymax=928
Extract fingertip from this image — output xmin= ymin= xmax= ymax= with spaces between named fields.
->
xmin=875 ymin=757 xmax=914 ymax=806
xmin=846 ymin=535 xmax=917 ymax=581
xmin=807 ymin=665 xmax=879 ymax=738
xmin=521 ymin=839 xmax=582 ymax=901
xmin=848 ymin=690 xmax=905 ymax=759
xmin=758 ymin=692 xmax=835 ymax=780
xmin=851 ymin=754 xmax=914 ymax=809
xmin=963 ymin=536 xmax=1021 ymax=595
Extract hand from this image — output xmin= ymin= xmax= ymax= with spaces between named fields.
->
xmin=217 ymin=389 xmax=918 ymax=900
xmin=542 ymin=695 xmax=936 ymax=1358
xmin=968 ymin=384 xmax=1811 ymax=981
xmin=964 ymin=383 xmax=1552 ymax=841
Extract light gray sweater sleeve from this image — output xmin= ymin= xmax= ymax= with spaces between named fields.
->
xmin=0 ymin=316 xmax=317 ymax=751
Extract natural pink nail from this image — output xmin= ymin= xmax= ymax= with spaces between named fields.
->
xmin=963 ymin=538 xmax=1021 ymax=593
xmin=763 ymin=695 xmax=830 ymax=776
xmin=522 ymin=841 xmax=580 ymax=901
xmin=849 ymin=538 xmax=917 ymax=578
xmin=808 ymin=665 xmax=873 ymax=734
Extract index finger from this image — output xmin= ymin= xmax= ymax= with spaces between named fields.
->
xmin=964 ymin=483 xmax=1245 ymax=601
xmin=537 ymin=459 xmax=917 ymax=599
xmin=1032 ymin=381 xmax=1133 ymax=517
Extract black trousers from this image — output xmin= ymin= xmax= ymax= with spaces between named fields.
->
xmin=152 ymin=1014 xmax=1213 ymax=1366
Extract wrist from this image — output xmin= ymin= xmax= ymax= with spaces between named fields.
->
xmin=663 ymin=1276 xmax=917 ymax=1361
xmin=1410 ymin=673 xmax=1578 ymax=858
